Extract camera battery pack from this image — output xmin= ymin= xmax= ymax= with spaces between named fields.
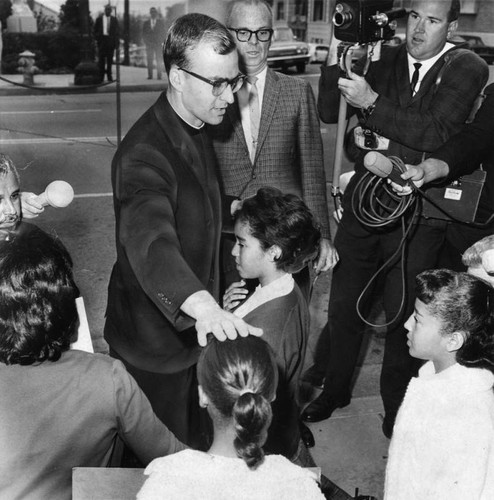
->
xmin=421 ymin=169 xmax=486 ymax=223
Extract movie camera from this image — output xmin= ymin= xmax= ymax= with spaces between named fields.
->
xmin=333 ymin=0 xmax=406 ymax=44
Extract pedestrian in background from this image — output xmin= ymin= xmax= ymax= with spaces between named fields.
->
xmin=142 ymin=7 xmax=165 ymax=80
xmin=94 ymin=4 xmax=119 ymax=83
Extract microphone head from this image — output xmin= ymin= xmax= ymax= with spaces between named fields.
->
xmin=44 ymin=181 xmax=74 ymax=208
xmin=482 ymin=249 xmax=494 ymax=274
xmin=363 ymin=151 xmax=393 ymax=177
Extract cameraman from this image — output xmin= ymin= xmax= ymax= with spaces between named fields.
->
xmin=395 ymin=83 xmax=494 ymax=271
xmin=302 ymin=0 xmax=488 ymax=438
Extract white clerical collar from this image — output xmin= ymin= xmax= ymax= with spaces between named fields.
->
xmin=167 ymin=95 xmax=204 ymax=130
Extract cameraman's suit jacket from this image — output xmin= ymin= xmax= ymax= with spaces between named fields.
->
xmin=105 ymin=93 xmax=222 ymax=374
xmin=209 ymin=68 xmax=330 ymax=238
xmin=318 ymin=43 xmax=488 ymax=211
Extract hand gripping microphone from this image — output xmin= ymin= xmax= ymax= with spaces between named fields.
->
xmin=34 ymin=180 xmax=74 ymax=208
xmin=363 ymin=151 xmax=408 ymax=187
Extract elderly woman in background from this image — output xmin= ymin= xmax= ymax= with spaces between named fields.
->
xmin=0 ymin=226 xmax=185 ymax=500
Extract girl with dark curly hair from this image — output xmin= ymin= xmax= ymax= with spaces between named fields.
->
xmin=137 ymin=336 xmax=324 ymax=499
xmin=223 ymin=186 xmax=321 ymax=465
xmin=385 ymin=268 xmax=494 ymax=499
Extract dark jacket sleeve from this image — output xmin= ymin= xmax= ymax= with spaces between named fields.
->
xmin=113 ymin=360 xmax=187 ymax=464
xmin=115 ymin=142 xmax=207 ymax=324
xmin=433 ymin=83 xmax=494 ymax=180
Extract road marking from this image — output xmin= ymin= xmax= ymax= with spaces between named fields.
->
xmin=0 ymin=109 xmax=101 ymax=115
xmin=0 ymin=137 xmax=118 ymax=145
xmin=74 ymin=193 xmax=113 ymax=198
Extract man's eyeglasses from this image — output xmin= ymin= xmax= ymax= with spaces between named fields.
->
xmin=179 ymin=68 xmax=246 ymax=96
xmin=228 ymin=28 xmax=274 ymax=43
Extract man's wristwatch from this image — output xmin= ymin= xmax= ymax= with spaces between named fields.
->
xmin=361 ymin=94 xmax=380 ymax=121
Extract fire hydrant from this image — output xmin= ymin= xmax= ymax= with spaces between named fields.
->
xmin=18 ymin=50 xmax=38 ymax=86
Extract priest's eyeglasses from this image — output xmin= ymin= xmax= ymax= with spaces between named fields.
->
xmin=179 ymin=68 xmax=246 ymax=96
xmin=228 ymin=28 xmax=274 ymax=43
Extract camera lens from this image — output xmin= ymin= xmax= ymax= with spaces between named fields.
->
xmin=333 ymin=10 xmax=353 ymax=27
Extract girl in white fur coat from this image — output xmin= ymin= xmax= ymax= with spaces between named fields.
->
xmin=384 ymin=268 xmax=494 ymax=500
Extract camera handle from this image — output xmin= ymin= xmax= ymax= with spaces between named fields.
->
xmin=331 ymin=42 xmax=373 ymax=221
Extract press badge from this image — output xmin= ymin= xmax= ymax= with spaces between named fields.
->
xmin=354 ymin=126 xmax=390 ymax=151
xmin=444 ymin=188 xmax=462 ymax=200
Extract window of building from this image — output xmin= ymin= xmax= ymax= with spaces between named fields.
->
xmin=276 ymin=1 xmax=285 ymax=20
xmin=295 ymin=0 xmax=307 ymax=16
xmin=313 ymin=0 xmax=324 ymax=21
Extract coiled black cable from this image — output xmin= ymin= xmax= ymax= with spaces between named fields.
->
xmin=351 ymin=156 xmax=421 ymax=228
xmin=351 ymin=156 xmax=420 ymax=328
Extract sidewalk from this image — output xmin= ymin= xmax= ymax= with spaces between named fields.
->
xmin=0 ymin=64 xmax=166 ymax=96
xmin=306 ymin=270 xmax=387 ymax=498
xmin=0 ymin=63 xmax=389 ymax=498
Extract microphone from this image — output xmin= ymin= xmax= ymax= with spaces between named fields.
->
xmin=34 ymin=181 xmax=74 ymax=208
xmin=483 ymin=250 xmax=494 ymax=274
xmin=363 ymin=151 xmax=408 ymax=187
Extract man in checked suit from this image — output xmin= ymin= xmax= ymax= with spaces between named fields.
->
xmin=210 ymin=0 xmax=338 ymax=296
xmin=302 ymin=0 xmax=488 ymax=438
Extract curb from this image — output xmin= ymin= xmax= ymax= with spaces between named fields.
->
xmin=0 ymin=83 xmax=164 ymax=97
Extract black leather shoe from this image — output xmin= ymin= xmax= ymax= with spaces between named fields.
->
xmin=299 ymin=421 xmax=315 ymax=448
xmin=301 ymin=394 xmax=351 ymax=423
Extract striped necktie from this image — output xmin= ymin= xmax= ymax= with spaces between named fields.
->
xmin=247 ymin=76 xmax=260 ymax=162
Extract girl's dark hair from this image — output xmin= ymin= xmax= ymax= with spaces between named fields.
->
xmin=0 ymin=226 xmax=79 ymax=365
xmin=416 ymin=268 xmax=494 ymax=371
xmin=197 ymin=336 xmax=278 ymax=469
xmin=235 ymin=187 xmax=321 ymax=273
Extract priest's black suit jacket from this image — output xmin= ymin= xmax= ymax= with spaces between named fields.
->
xmin=105 ymin=93 xmax=222 ymax=374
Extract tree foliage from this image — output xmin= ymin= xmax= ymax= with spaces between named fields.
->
xmin=59 ymin=0 xmax=81 ymax=32
xmin=0 ymin=0 xmax=12 ymax=28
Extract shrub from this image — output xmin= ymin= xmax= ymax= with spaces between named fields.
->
xmin=1 ymin=31 xmax=95 ymax=73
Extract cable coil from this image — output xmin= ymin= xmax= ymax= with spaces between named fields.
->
xmin=351 ymin=155 xmax=420 ymax=227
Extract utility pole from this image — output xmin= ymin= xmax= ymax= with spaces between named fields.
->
xmin=123 ymin=0 xmax=130 ymax=65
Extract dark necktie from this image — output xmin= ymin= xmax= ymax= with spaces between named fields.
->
xmin=410 ymin=62 xmax=422 ymax=96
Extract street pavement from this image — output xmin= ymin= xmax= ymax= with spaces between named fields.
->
xmin=0 ymin=63 xmax=389 ymax=498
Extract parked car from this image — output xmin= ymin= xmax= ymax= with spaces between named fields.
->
xmin=308 ymin=43 xmax=329 ymax=64
xmin=267 ymin=27 xmax=310 ymax=73
xmin=451 ymin=33 xmax=494 ymax=65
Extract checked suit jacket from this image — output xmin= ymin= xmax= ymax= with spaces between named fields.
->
xmin=209 ymin=68 xmax=330 ymax=238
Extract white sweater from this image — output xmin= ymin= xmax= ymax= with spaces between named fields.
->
xmin=137 ymin=449 xmax=324 ymax=500
xmin=384 ymin=361 xmax=494 ymax=500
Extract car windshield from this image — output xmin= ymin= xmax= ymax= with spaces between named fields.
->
xmin=275 ymin=28 xmax=295 ymax=42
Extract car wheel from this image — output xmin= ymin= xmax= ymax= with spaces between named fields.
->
xmin=296 ymin=62 xmax=306 ymax=74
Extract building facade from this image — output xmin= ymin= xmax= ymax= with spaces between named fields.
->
xmin=267 ymin=0 xmax=494 ymax=45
